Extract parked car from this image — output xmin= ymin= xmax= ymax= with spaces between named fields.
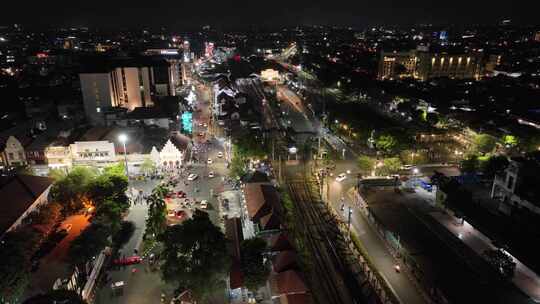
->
xmin=336 ymin=173 xmax=347 ymax=182
xmin=113 ymin=256 xmax=142 ymax=266
xmin=217 ymin=152 xmax=223 ymax=158
xmin=57 ymin=224 xmax=72 ymax=233
xmin=200 ymin=200 xmax=208 ymax=209
xmin=207 ymin=158 xmax=213 ymax=164
xmin=208 ymin=171 xmax=215 ymax=178
xmin=187 ymin=174 xmax=198 ymax=181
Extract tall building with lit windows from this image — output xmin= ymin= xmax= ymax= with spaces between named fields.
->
xmin=378 ymin=48 xmax=484 ymax=81
xmin=79 ymin=57 xmax=175 ymax=125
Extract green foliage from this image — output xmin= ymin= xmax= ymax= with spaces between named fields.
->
xmin=460 ymin=154 xmax=479 ymax=173
xmin=0 ymin=228 xmax=41 ymax=302
xmin=357 ymin=155 xmax=375 ymax=174
xmin=481 ymin=155 xmax=509 ymax=179
xmin=376 ymin=157 xmax=402 ymax=176
xmin=501 ymin=135 xmax=519 ymax=148
xmin=374 ymin=133 xmax=401 ymax=155
xmin=483 ymin=249 xmax=516 ymax=279
xmin=145 ymin=184 xmax=168 ymax=238
xmin=47 ymin=168 xmax=67 ymax=181
xmin=68 ymin=223 xmax=110 ymax=266
xmin=159 ymin=210 xmax=230 ymax=300
xmin=425 ymin=112 xmax=439 ymax=125
xmin=473 ymin=134 xmax=497 ymax=154
xmin=234 ymin=136 xmax=267 ymax=159
xmin=140 ymin=157 xmax=156 ymax=175
xmin=103 ymin=162 xmax=126 ymax=177
xmin=230 ymin=144 xmax=248 ymax=179
xmin=112 ymin=221 xmax=136 ymax=249
xmin=49 ymin=166 xmax=97 ymax=213
xmin=240 ymin=237 xmax=269 ymax=290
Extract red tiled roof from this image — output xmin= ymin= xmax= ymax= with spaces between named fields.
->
xmin=229 ymin=257 xmax=244 ymax=290
xmin=279 ymin=294 xmax=312 ymax=304
xmin=260 ymin=211 xmax=281 ymax=231
xmin=244 ymin=183 xmax=273 ymax=220
xmin=276 ymin=270 xmax=308 ymax=295
xmin=270 ymin=233 xmax=294 ymax=252
xmin=0 ymin=174 xmax=53 ymax=234
xmin=273 ymin=250 xmax=297 ymax=273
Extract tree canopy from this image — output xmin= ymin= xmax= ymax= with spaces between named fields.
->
xmin=240 ymin=237 xmax=269 ymax=290
xmin=49 ymin=166 xmax=97 ymax=213
xmin=68 ymin=222 xmax=110 ymax=266
xmin=159 ymin=210 xmax=230 ymax=300
xmin=357 ymin=155 xmax=375 ymax=174
xmin=473 ymin=134 xmax=497 ymax=154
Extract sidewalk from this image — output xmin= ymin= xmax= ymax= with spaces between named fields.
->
xmin=431 ymin=211 xmax=540 ymax=302
xmin=344 ymin=190 xmax=427 ymax=304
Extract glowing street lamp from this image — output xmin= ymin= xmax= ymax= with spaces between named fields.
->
xmin=118 ymin=134 xmax=129 ymax=176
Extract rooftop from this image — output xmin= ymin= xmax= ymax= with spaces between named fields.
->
xmin=0 ymin=174 xmax=54 ymax=235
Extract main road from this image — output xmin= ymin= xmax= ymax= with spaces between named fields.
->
xmin=278 ymin=85 xmax=427 ymax=304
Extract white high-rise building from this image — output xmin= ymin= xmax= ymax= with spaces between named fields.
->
xmin=79 ymin=58 xmax=177 ymax=125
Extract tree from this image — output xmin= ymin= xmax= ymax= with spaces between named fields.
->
xmin=160 ymin=210 xmax=230 ymax=300
xmin=357 ymin=155 xmax=375 ymax=174
xmin=140 ymin=157 xmax=156 ymax=175
xmin=240 ymin=237 xmax=269 ymax=290
xmin=501 ymin=135 xmax=519 ymax=148
xmin=376 ymin=157 xmax=402 ymax=176
xmin=375 ymin=134 xmax=398 ymax=154
xmin=481 ymin=155 xmax=509 ymax=179
xmin=0 ymin=228 xmax=41 ymax=303
xmin=112 ymin=221 xmax=136 ymax=249
xmin=49 ymin=167 xmax=96 ymax=213
xmin=473 ymin=134 xmax=497 ymax=154
xmin=47 ymin=168 xmax=66 ymax=181
xmin=483 ymin=249 xmax=516 ymax=279
xmin=460 ymin=155 xmax=479 ymax=174
xmin=145 ymin=185 xmax=168 ymax=238
xmin=425 ymin=113 xmax=439 ymax=125
xmin=68 ymin=223 xmax=110 ymax=266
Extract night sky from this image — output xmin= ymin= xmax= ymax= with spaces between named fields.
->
xmin=5 ymin=0 xmax=540 ymax=29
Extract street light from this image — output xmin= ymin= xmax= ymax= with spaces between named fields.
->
xmin=118 ymin=134 xmax=129 ymax=177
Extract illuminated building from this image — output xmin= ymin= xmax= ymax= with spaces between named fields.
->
xmin=377 ymin=51 xmax=417 ymax=80
xmin=79 ymin=58 xmax=176 ymax=125
xmin=183 ymin=40 xmax=191 ymax=63
xmin=378 ymin=48 xmax=484 ymax=81
xmin=535 ymin=31 xmax=540 ymax=42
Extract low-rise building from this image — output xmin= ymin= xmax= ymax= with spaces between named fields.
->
xmin=0 ymin=174 xmax=54 ymax=236
xmin=491 ymin=157 xmax=540 ymax=216
xmin=0 ymin=136 xmax=27 ymax=168
xmin=69 ymin=141 xmax=117 ymax=167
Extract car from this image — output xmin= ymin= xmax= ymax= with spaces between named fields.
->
xmin=208 ymin=171 xmax=215 ymax=178
xmin=203 ymin=123 xmax=208 ymax=128
xmin=177 ymin=191 xmax=186 ymax=198
xmin=200 ymin=200 xmax=208 ymax=209
xmin=336 ymin=173 xmax=347 ymax=182
xmin=187 ymin=174 xmax=198 ymax=181
xmin=113 ymin=256 xmax=142 ymax=266
xmin=217 ymin=152 xmax=223 ymax=158
xmin=174 ymin=210 xmax=186 ymax=218
xmin=207 ymin=158 xmax=213 ymax=164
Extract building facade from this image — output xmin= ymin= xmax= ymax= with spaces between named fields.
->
xmin=80 ymin=58 xmax=177 ymax=125
xmin=69 ymin=141 xmax=117 ymax=167
xmin=378 ymin=49 xmax=484 ymax=81
xmin=0 ymin=136 xmax=27 ymax=168
xmin=491 ymin=159 xmax=540 ymax=216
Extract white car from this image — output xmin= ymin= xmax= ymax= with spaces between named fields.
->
xmin=217 ymin=152 xmax=223 ymax=158
xmin=336 ymin=173 xmax=347 ymax=182
xmin=187 ymin=174 xmax=198 ymax=181
xmin=208 ymin=171 xmax=215 ymax=178
xmin=207 ymin=158 xmax=213 ymax=164
xmin=200 ymin=200 xmax=208 ymax=209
